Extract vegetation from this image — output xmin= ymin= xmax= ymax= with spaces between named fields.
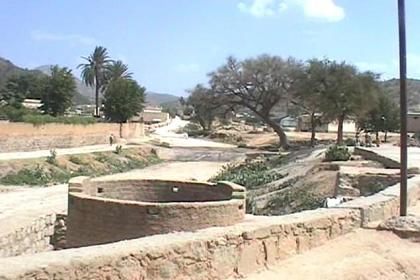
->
xmin=46 ymin=149 xmax=58 ymax=165
xmin=103 ymin=78 xmax=145 ymax=136
xmin=0 ymin=106 xmax=96 ymax=125
xmin=211 ymin=159 xmax=285 ymax=190
xmin=209 ymin=55 xmax=301 ymax=149
xmin=78 ymin=46 xmax=111 ymax=116
xmin=0 ymin=148 xmax=162 ymax=186
xmin=324 ymin=145 xmax=351 ymax=161
xmin=356 ymin=91 xmax=399 ymax=142
xmin=292 ymin=59 xmax=329 ymax=146
xmin=41 ymin=66 xmax=76 ymax=116
xmin=185 ymin=84 xmax=226 ymax=131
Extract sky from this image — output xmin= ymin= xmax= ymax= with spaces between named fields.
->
xmin=0 ymin=0 xmax=419 ymax=96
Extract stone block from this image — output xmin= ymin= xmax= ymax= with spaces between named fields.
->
xmin=237 ymin=241 xmax=265 ymax=276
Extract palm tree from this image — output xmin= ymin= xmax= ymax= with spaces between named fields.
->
xmin=78 ymin=46 xmax=111 ymax=116
xmin=106 ymin=60 xmax=133 ymax=82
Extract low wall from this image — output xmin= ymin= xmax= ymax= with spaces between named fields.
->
xmin=0 ymin=208 xmax=361 ymax=280
xmin=1 ymin=176 xmax=420 ymax=279
xmin=0 ymin=214 xmax=56 ymax=258
xmin=0 ymin=122 xmax=144 ymax=152
xmin=67 ymin=177 xmax=246 ymax=248
xmin=354 ymin=147 xmax=400 ymax=168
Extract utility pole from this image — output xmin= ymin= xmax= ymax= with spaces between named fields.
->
xmin=398 ymin=0 xmax=408 ymax=216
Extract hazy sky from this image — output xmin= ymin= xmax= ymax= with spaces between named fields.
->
xmin=0 ymin=0 xmax=419 ymax=96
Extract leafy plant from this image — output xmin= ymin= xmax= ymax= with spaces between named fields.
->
xmin=211 ymin=160 xmax=284 ymax=189
xmin=114 ymin=145 xmax=123 ymax=154
xmin=46 ymin=149 xmax=58 ymax=165
xmin=324 ymin=145 xmax=351 ymax=161
xmin=68 ymin=155 xmax=84 ymax=165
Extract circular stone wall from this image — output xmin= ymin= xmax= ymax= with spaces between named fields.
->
xmin=66 ymin=176 xmax=246 ymax=248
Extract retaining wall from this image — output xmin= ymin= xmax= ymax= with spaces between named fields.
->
xmin=0 ymin=214 xmax=56 ymax=258
xmin=0 ymin=122 xmax=144 ymax=152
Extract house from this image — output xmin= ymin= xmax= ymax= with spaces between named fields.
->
xmin=297 ymin=114 xmax=356 ymax=133
xmin=408 ymin=112 xmax=420 ymax=132
xmin=22 ymin=99 xmax=43 ymax=110
xmin=132 ymin=106 xmax=170 ymax=124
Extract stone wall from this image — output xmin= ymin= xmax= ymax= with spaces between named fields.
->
xmin=0 ymin=214 xmax=56 ymax=258
xmin=67 ymin=177 xmax=246 ymax=248
xmin=0 ymin=208 xmax=361 ymax=280
xmin=354 ymin=147 xmax=400 ymax=168
xmin=0 ymin=122 xmax=144 ymax=152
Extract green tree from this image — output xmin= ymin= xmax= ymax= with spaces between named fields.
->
xmin=41 ymin=66 xmax=76 ymax=116
xmin=292 ymin=59 xmax=329 ymax=146
xmin=209 ymin=55 xmax=302 ymax=149
xmin=78 ymin=46 xmax=111 ymax=116
xmin=187 ymin=84 xmax=224 ymax=131
xmin=319 ymin=61 xmax=378 ymax=145
xmin=103 ymin=79 xmax=145 ymax=137
xmin=0 ymin=73 xmax=44 ymax=108
xmin=105 ymin=60 xmax=132 ymax=82
xmin=357 ymin=91 xmax=399 ymax=143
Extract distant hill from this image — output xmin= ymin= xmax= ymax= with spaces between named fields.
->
xmin=145 ymin=92 xmax=179 ymax=106
xmin=381 ymin=78 xmax=420 ymax=112
xmin=0 ymin=57 xmax=43 ymax=85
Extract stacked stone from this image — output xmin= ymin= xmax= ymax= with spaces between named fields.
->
xmin=0 ymin=213 xmax=56 ymax=258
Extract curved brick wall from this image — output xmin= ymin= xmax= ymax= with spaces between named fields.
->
xmin=66 ymin=177 xmax=246 ymax=248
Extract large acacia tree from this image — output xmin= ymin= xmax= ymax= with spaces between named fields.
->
xmin=319 ymin=61 xmax=379 ymax=144
xmin=186 ymin=84 xmax=225 ymax=132
xmin=209 ymin=55 xmax=302 ymax=149
xmin=78 ymin=46 xmax=111 ymax=116
xmin=292 ymin=59 xmax=329 ymax=146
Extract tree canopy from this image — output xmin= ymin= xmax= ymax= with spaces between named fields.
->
xmin=209 ymin=55 xmax=302 ymax=148
xmin=103 ymin=78 xmax=145 ymax=124
xmin=78 ymin=46 xmax=111 ymax=116
xmin=41 ymin=66 xmax=76 ymax=116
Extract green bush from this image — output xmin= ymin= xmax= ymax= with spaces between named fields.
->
xmin=114 ymin=145 xmax=123 ymax=154
xmin=325 ymin=145 xmax=351 ymax=161
xmin=178 ymin=123 xmax=204 ymax=137
xmin=46 ymin=149 xmax=58 ymax=165
xmin=211 ymin=160 xmax=284 ymax=189
xmin=68 ymin=155 xmax=84 ymax=165
xmin=0 ymin=106 xmax=96 ymax=125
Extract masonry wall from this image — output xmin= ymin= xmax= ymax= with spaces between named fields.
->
xmin=66 ymin=178 xmax=246 ymax=248
xmin=0 ymin=214 xmax=56 ymax=258
xmin=0 ymin=208 xmax=361 ymax=280
xmin=0 ymin=122 xmax=144 ymax=152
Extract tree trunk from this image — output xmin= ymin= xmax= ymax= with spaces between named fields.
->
xmin=375 ymin=131 xmax=380 ymax=147
xmin=95 ymin=82 xmax=100 ymax=117
xmin=264 ymin=117 xmax=288 ymax=149
xmin=119 ymin=123 xmax=123 ymax=138
xmin=384 ymin=130 xmax=388 ymax=143
xmin=310 ymin=112 xmax=316 ymax=147
xmin=337 ymin=114 xmax=345 ymax=145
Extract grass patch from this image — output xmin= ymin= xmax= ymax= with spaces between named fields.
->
xmin=0 ymin=148 xmax=162 ymax=186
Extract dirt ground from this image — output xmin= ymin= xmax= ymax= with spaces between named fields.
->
xmin=241 ymin=131 xmax=400 ymax=148
xmin=243 ymin=202 xmax=420 ymax=280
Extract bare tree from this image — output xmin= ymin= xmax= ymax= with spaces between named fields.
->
xmin=209 ymin=55 xmax=302 ymax=149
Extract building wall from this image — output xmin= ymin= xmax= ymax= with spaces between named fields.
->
xmin=0 ymin=122 xmax=144 ymax=152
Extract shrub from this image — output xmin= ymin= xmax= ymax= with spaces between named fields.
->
xmin=211 ymin=160 xmax=284 ymax=189
xmin=46 ymin=149 xmax=58 ymax=165
xmin=115 ymin=145 xmax=123 ymax=154
xmin=324 ymin=145 xmax=351 ymax=161
xmin=68 ymin=155 xmax=84 ymax=165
